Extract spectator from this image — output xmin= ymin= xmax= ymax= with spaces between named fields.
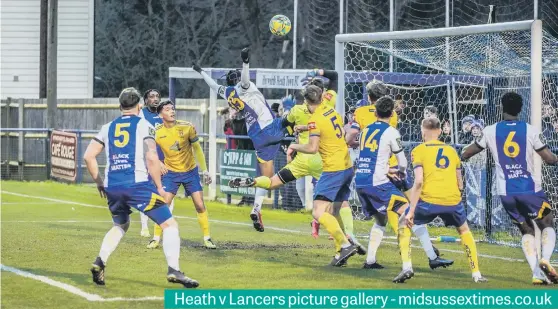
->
xmin=220 ymin=108 xmax=237 ymax=150
xmin=423 ymin=105 xmax=438 ymax=119
xmin=459 ymin=115 xmax=475 ymax=144
xmin=231 ymin=111 xmax=255 ymax=206
xmin=394 ymin=94 xmax=406 ymax=116
xmin=470 ymin=119 xmax=485 ymax=139
xmin=440 ymin=120 xmax=452 ymax=143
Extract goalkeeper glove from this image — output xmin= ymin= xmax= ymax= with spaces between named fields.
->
xmin=202 ymin=171 xmax=212 ymax=185
xmin=192 ymin=63 xmax=203 ymax=73
xmin=241 ymin=47 xmax=250 ymax=64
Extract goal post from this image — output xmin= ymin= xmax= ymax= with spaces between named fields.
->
xmin=334 ymin=20 xmax=553 ymax=246
xmin=335 ymin=19 xmax=542 ymax=133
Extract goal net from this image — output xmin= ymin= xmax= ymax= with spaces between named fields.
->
xmin=337 ymin=20 xmax=558 ymax=247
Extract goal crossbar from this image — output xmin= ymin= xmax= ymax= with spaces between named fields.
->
xmin=335 ymin=20 xmax=534 ymax=43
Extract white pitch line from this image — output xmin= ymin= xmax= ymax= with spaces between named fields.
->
xmin=1 ymin=264 xmax=104 ymax=301
xmin=2 ymin=190 xmax=527 ymax=263
xmin=2 ymin=191 xmax=105 ymax=209
xmin=1 ymin=264 xmax=163 ymax=302
xmin=1 ymin=202 xmax=59 ymax=205
xmin=1 ymin=220 xmax=112 ymax=223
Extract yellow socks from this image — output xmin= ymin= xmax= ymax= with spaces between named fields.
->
xmin=197 ymin=211 xmax=210 ymax=238
xmin=387 ymin=211 xmax=400 ymax=236
xmin=254 ymin=176 xmax=271 ymax=189
xmin=461 ymin=231 xmax=480 ymax=274
xmin=318 ymin=213 xmax=349 ymax=252
xmin=339 ymin=207 xmax=354 ymax=237
xmin=398 ymin=225 xmax=412 ymax=269
xmin=153 ymin=224 xmax=163 ymax=241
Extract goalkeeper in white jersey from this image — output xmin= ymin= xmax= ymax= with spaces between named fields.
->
xmin=194 ymin=48 xmax=288 ymax=233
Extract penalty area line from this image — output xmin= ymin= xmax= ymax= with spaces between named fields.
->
xmin=0 ymin=264 xmax=163 ymax=302
xmin=2 ymin=191 xmax=526 ymax=263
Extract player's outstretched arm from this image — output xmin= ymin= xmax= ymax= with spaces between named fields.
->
xmin=537 ymin=147 xmax=558 ymax=165
xmin=320 ymin=70 xmax=338 ymax=92
xmin=240 ymin=48 xmax=250 ymax=90
xmin=461 ymin=142 xmax=483 ymax=161
xmin=83 ymin=139 xmax=106 ymax=198
xmin=288 ymin=135 xmax=319 ymax=154
xmin=192 ymin=141 xmax=211 ymax=184
xmin=192 ymin=63 xmax=225 ymax=98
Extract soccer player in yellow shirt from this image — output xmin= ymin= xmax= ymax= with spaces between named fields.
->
xmin=287 ymin=85 xmax=359 ymax=266
xmin=346 ymin=80 xmax=447 ymax=269
xmin=146 ymin=100 xmax=216 ymax=249
xmin=302 ymin=69 xmax=360 ymax=242
xmin=405 ymin=117 xmax=487 ymax=283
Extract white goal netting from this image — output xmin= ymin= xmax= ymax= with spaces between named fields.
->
xmin=342 ymin=23 xmax=558 ymax=247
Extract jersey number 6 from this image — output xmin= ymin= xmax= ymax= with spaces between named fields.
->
xmin=114 ymin=123 xmax=131 ymax=148
xmin=435 ymin=148 xmax=449 ymax=169
xmin=329 ymin=116 xmax=343 ymax=139
xmin=503 ymin=131 xmax=520 ymax=158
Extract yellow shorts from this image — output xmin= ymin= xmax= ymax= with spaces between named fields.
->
xmin=278 ymin=152 xmax=322 ymax=183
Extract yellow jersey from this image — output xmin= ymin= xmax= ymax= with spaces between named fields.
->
xmin=155 ymin=120 xmax=198 ymax=173
xmin=308 ymin=104 xmax=352 ymax=172
xmin=322 ymin=90 xmax=337 ymax=109
xmin=285 ymin=104 xmax=312 ymax=144
xmin=411 ymin=140 xmax=462 ymax=206
xmin=353 ymin=104 xmax=399 ymax=167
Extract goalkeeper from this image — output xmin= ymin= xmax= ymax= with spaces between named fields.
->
xmin=194 ymin=48 xmax=288 ymax=233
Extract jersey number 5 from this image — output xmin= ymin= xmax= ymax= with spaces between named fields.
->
xmin=360 ymin=128 xmax=379 ymax=152
xmin=435 ymin=148 xmax=449 ymax=169
xmin=503 ymin=131 xmax=520 ymax=158
xmin=114 ymin=123 xmax=130 ymax=148
xmin=329 ymin=116 xmax=343 ymax=139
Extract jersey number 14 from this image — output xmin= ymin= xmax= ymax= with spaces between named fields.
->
xmin=359 ymin=128 xmax=379 ymax=152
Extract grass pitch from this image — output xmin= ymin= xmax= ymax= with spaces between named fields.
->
xmin=0 ymin=181 xmax=552 ymax=309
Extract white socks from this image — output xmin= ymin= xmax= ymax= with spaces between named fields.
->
xmin=163 ymin=226 xmax=181 ymax=270
xmin=366 ymin=224 xmax=385 ymax=264
xmin=140 ymin=212 xmax=149 ymax=230
xmin=412 ymin=224 xmax=437 ymax=260
xmin=253 ymin=188 xmax=267 ymax=212
xmin=169 ymin=199 xmax=175 ymax=213
xmin=521 ymin=234 xmax=538 ymax=274
xmin=99 ymin=226 xmax=126 ymax=264
xmin=541 ymin=227 xmax=556 ymax=261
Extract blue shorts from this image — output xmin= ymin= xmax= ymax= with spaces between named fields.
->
xmin=314 ymin=167 xmax=354 ymax=202
xmin=357 ymin=182 xmax=408 ymax=217
xmin=251 ymin=118 xmax=287 ymax=162
xmin=413 ymin=200 xmax=467 ymax=227
xmin=163 ymin=168 xmax=202 ymax=196
xmin=390 ymin=172 xmax=413 ymax=192
xmin=499 ymin=191 xmax=551 ymax=224
xmin=105 ymin=182 xmax=172 ymax=225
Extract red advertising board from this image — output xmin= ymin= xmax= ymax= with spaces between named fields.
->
xmin=50 ymin=130 xmax=78 ymax=181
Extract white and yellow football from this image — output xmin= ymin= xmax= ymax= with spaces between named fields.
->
xmin=269 ymin=15 xmax=291 ymax=37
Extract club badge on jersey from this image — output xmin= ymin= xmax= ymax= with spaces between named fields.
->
xmin=225 ymin=87 xmax=245 ymax=111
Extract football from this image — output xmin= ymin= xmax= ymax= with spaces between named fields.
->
xmin=269 ymin=15 xmax=291 ymax=37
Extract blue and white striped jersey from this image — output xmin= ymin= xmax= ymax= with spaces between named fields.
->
xmin=355 ymin=121 xmax=404 ymax=187
xmin=94 ymin=115 xmax=156 ymax=187
xmin=476 ymin=120 xmax=547 ymax=195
